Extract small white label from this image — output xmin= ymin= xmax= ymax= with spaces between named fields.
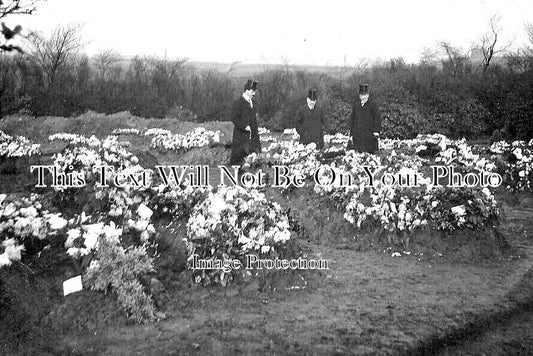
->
xmin=63 ymin=275 xmax=83 ymax=296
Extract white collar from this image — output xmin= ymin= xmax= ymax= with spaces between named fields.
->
xmin=307 ymin=98 xmax=316 ymax=110
xmin=242 ymin=93 xmax=253 ymax=108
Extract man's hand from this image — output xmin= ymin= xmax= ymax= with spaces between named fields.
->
xmin=373 ymin=132 xmax=379 ymax=137
xmin=245 ymin=125 xmax=251 ymax=132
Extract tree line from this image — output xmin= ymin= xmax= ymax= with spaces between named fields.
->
xmin=1 ymin=20 xmax=533 ymax=140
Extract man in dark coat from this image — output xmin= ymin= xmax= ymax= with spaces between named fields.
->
xmin=349 ymin=84 xmax=381 ymax=153
xmin=296 ymin=88 xmax=325 ymax=149
xmin=229 ymin=79 xmax=261 ymax=165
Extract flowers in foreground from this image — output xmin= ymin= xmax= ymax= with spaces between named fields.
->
xmin=151 ymin=127 xmax=221 ymax=152
xmin=1 ymin=130 xmax=40 ymax=158
xmin=0 ymin=238 xmax=25 ymax=267
xmin=186 ymin=186 xmax=294 ymax=285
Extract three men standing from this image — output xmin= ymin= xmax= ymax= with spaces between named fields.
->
xmin=349 ymin=84 xmax=381 ymax=154
xmin=230 ymin=79 xmax=261 ymax=165
xmin=230 ymin=81 xmax=382 ymax=164
xmin=296 ymin=88 xmax=325 ymax=149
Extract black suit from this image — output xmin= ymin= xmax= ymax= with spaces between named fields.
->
xmin=296 ymin=104 xmax=325 ymax=149
xmin=349 ymin=99 xmax=381 ymax=153
xmin=229 ymin=96 xmax=261 ymax=165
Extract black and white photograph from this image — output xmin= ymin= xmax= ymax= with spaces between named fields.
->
xmin=1 ymin=0 xmax=533 ymax=354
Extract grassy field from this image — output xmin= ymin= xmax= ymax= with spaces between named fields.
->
xmin=1 ymin=113 xmax=533 ymax=355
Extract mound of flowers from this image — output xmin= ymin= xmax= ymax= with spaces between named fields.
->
xmin=63 ymin=201 xmax=158 ymax=323
xmin=42 ymin=131 xmax=300 ymax=320
xmin=48 ymin=133 xmax=160 ymax=321
xmin=245 ymin=141 xmax=322 ymax=184
xmin=0 ymin=130 xmax=40 ymax=158
xmin=186 ymin=186 xmax=295 ymax=286
xmin=144 ymin=128 xmax=171 ymax=137
xmin=49 ymin=133 xmax=101 ymax=147
xmin=344 ymin=182 xmax=501 ymax=246
xmin=0 ymin=194 xmax=67 ymax=267
xmin=324 ymin=132 xmax=350 ymax=146
xmin=150 ymin=127 xmax=221 ymax=153
xmin=111 ymin=128 xmax=142 ymax=135
xmin=490 ymin=140 xmax=533 ymax=192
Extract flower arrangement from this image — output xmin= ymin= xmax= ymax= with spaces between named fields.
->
xmin=258 ymin=127 xmax=271 ymax=135
xmin=150 ymin=127 xmax=221 ymax=153
xmin=282 ymin=128 xmax=300 ymax=140
xmin=144 ymin=128 xmax=172 ymax=137
xmin=490 ymin=140 xmax=533 ymax=192
xmin=49 ymin=133 xmax=101 ymax=147
xmin=324 ymin=133 xmax=350 ymax=146
xmin=111 ymin=128 xmax=142 ymax=135
xmin=186 ymin=186 xmax=294 ymax=286
xmin=245 ymin=141 xmax=322 ymax=185
xmin=0 ymin=130 xmax=40 ymax=158
xmin=0 ymin=194 xmax=67 ymax=267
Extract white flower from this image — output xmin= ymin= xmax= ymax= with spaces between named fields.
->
xmin=137 ymin=204 xmax=153 ymax=220
xmin=135 ymin=219 xmax=150 ymax=231
xmin=103 ymin=222 xmax=122 ymax=242
xmin=0 ymin=253 xmax=12 ymax=267
xmin=451 ymin=205 xmax=466 ymax=216
xmin=48 ymin=214 xmax=67 ymax=230
xmin=84 ymin=231 xmax=99 ymax=250
xmin=2 ymin=203 xmax=16 ymax=217
xmin=208 ymin=195 xmax=227 ymax=217
xmin=66 ymin=228 xmax=81 ymax=245
xmin=2 ymin=238 xmax=24 ymax=261
xmin=140 ymin=231 xmax=150 ymax=241
xmin=87 ymin=260 xmax=100 ymax=271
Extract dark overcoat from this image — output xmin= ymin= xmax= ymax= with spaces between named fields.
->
xmin=229 ymin=96 xmax=261 ymax=165
xmin=296 ymin=104 xmax=325 ymax=149
xmin=349 ymin=99 xmax=381 ymax=153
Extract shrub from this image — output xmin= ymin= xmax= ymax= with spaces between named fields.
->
xmin=84 ymin=237 xmax=156 ymax=323
xmin=323 ymin=98 xmax=352 ymax=134
xmin=381 ymin=102 xmax=427 ymax=139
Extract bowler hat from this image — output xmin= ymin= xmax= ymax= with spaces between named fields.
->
xmin=359 ymin=84 xmax=369 ymax=94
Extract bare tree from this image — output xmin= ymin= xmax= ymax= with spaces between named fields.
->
xmin=28 ymin=23 xmax=84 ymax=87
xmin=94 ymin=49 xmax=121 ymax=80
xmin=0 ymin=0 xmax=42 ymax=18
xmin=0 ymin=0 xmax=45 ymax=52
xmin=507 ymin=22 xmax=533 ymax=71
xmin=419 ymin=47 xmax=438 ymax=65
xmin=439 ymin=41 xmax=470 ymax=78
xmin=353 ymin=57 xmax=370 ymax=71
xmin=281 ymin=56 xmax=291 ymax=75
xmin=526 ymin=22 xmax=533 ymax=56
xmin=226 ymin=61 xmax=240 ymax=77
xmin=479 ymin=15 xmax=512 ymax=73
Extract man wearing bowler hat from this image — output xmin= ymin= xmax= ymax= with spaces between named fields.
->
xmin=348 ymin=84 xmax=381 ymax=153
xmin=296 ymin=88 xmax=325 ymax=149
xmin=229 ymin=79 xmax=261 ymax=165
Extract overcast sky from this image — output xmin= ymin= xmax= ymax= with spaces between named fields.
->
xmin=8 ymin=0 xmax=533 ymax=65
